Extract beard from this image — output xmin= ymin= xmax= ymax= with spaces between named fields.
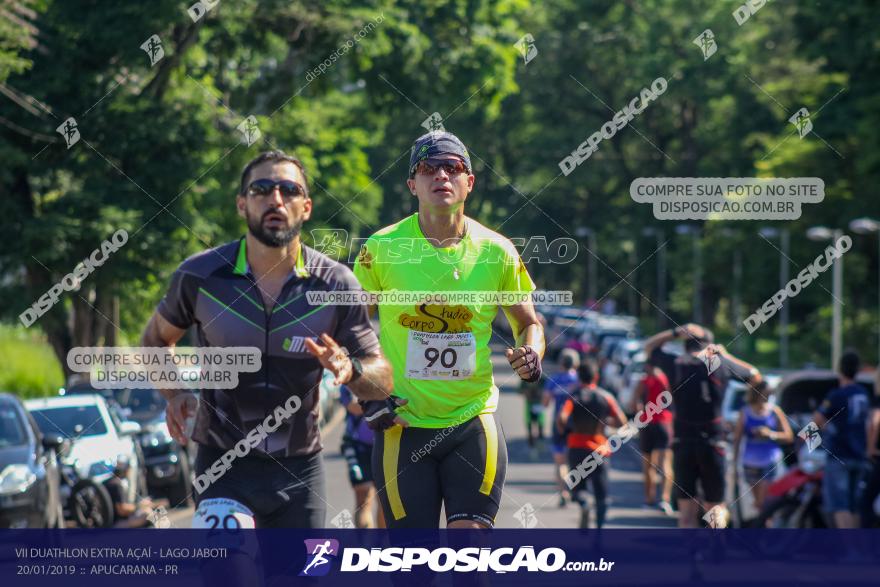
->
xmin=246 ymin=208 xmax=303 ymax=248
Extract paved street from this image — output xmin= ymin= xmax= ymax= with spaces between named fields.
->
xmin=167 ymin=345 xmax=676 ymax=529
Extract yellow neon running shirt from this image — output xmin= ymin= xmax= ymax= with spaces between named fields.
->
xmin=353 ymin=213 xmax=535 ymax=428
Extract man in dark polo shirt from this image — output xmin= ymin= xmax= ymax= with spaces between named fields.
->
xmin=141 ymin=150 xmax=393 ymax=528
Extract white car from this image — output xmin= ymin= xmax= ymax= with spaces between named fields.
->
xmin=617 ymin=352 xmax=648 ymax=415
xmin=721 ymin=374 xmax=782 ymax=430
xmin=25 ymin=395 xmax=144 ymax=504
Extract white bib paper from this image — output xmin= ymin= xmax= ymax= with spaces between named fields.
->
xmin=405 ymin=330 xmax=476 ymax=380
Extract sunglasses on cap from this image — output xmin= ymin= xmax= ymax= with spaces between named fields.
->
xmin=246 ymin=178 xmax=307 ymax=199
xmin=412 ymin=158 xmax=469 ymax=177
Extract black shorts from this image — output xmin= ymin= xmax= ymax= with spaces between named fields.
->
xmin=372 ymin=414 xmax=507 ymax=528
xmin=193 ymin=444 xmax=326 ymax=528
xmin=673 ymin=440 xmax=726 ymax=504
xmin=639 ymin=421 xmax=672 ymax=453
xmin=342 ymin=438 xmax=374 ymax=486
xmin=567 ymin=448 xmax=609 ymax=503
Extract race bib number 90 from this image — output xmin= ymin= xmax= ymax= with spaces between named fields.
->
xmin=406 ymin=331 xmax=476 ymax=380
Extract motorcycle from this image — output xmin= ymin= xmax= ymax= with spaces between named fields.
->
xmin=757 ymin=444 xmax=827 ymax=528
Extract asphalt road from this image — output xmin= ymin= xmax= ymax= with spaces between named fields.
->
xmin=166 ymin=344 xmax=676 ymax=529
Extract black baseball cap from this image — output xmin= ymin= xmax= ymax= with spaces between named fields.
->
xmin=408 ymin=131 xmax=472 ymax=177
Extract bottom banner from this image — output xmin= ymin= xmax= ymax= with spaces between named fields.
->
xmin=1 ymin=529 xmax=878 ymax=586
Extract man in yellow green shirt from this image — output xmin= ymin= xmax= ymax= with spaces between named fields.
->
xmin=353 ymin=131 xmax=545 ymax=528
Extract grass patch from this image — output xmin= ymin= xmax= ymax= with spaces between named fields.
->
xmin=0 ymin=324 xmax=63 ymax=398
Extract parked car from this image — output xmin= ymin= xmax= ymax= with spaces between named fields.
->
xmin=113 ymin=388 xmax=192 ymax=507
xmin=62 ymin=384 xmax=195 ymax=506
xmin=610 ymin=338 xmax=644 ymax=368
xmin=25 ymin=394 xmax=146 ymax=506
xmin=545 ymin=307 xmax=597 ymax=359
xmin=774 ymin=369 xmax=875 ymax=432
xmin=617 ymin=351 xmax=647 ymax=414
xmin=0 ymin=393 xmax=65 ymax=528
xmin=721 ymin=374 xmax=782 ymax=431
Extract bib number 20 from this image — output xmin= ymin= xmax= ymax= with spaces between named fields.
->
xmin=424 ymin=347 xmax=457 ymax=368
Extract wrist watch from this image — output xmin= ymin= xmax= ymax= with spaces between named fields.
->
xmin=349 ymin=356 xmax=364 ymax=383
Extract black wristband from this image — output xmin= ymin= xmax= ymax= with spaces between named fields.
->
xmin=349 ymin=357 xmax=363 ymax=383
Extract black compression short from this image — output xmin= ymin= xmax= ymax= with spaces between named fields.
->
xmin=372 ymin=414 xmax=507 ymax=528
xmin=193 ymin=444 xmax=326 ymax=528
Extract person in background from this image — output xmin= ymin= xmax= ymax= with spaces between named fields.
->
xmin=339 ymin=385 xmax=384 ymax=528
xmin=633 ymin=351 xmax=675 ymax=516
xmin=814 ymin=349 xmax=870 ymax=529
xmin=733 ymin=380 xmax=793 ymax=519
xmin=542 ymin=348 xmax=581 ymax=506
xmin=521 ymin=372 xmax=546 ymax=455
xmin=860 ymin=370 xmax=880 ymax=528
xmin=106 ymin=456 xmax=156 ymax=528
xmin=564 ymin=332 xmax=592 ymax=358
xmin=557 ymin=360 xmax=627 ymax=528
xmin=521 ymin=314 xmax=547 ymax=455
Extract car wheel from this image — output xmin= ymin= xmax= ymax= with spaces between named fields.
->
xmin=166 ymin=451 xmax=192 ymax=508
xmin=134 ymin=445 xmax=149 ymax=498
xmin=71 ymin=480 xmax=114 ymax=528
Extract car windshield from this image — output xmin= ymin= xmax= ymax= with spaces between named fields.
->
xmin=112 ymin=389 xmax=165 ymax=423
xmin=31 ymin=406 xmax=107 ymax=438
xmin=0 ymin=405 xmax=26 ymax=447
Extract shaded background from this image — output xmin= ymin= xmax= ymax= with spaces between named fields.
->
xmin=1 ymin=0 xmax=878 ymax=394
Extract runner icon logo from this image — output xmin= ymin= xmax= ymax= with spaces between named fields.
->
xmin=300 ymin=539 xmax=340 ymax=577
xmin=311 ymin=229 xmax=349 ymax=258
xmin=330 ymin=509 xmax=355 ymax=529
xmin=798 ymin=421 xmax=822 ymax=452
xmin=140 ymin=35 xmax=165 ymax=67
xmin=237 ymin=115 xmax=261 ymax=146
xmin=693 ymin=29 xmax=717 ymax=60
xmin=56 ymin=117 xmax=80 ymax=149
xmin=702 ymin=505 xmax=728 ymax=529
xmin=789 ymin=108 xmax=813 ymax=139
xmin=696 ymin=347 xmax=721 ymax=374
xmin=515 ymin=34 xmax=538 ymax=65
xmin=421 ymin=112 xmax=445 ymax=132
xmin=513 ymin=503 xmax=538 ymax=528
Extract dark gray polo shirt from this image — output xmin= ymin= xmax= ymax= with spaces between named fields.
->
xmin=158 ymin=237 xmax=379 ymax=457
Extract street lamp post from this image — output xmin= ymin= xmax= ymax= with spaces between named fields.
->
xmin=643 ymin=227 xmax=666 ymax=328
xmin=759 ymin=227 xmax=791 ymax=368
xmin=849 ymin=217 xmax=880 ymax=367
xmin=721 ymin=228 xmax=744 ymax=352
xmin=575 ymin=227 xmax=598 ymax=305
xmin=807 ymin=226 xmax=844 ymax=369
xmin=676 ymin=224 xmax=702 ymax=323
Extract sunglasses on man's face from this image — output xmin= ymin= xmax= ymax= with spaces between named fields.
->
xmin=246 ymin=179 xmax=306 ymax=199
xmin=414 ymin=159 xmax=469 ymax=177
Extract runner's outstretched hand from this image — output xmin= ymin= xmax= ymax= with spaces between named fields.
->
xmin=305 ymin=333 xmax=354 ymax=384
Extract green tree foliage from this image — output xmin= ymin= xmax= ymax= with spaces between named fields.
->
xmin=1 ymin=0 xmax=878 ymax=388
